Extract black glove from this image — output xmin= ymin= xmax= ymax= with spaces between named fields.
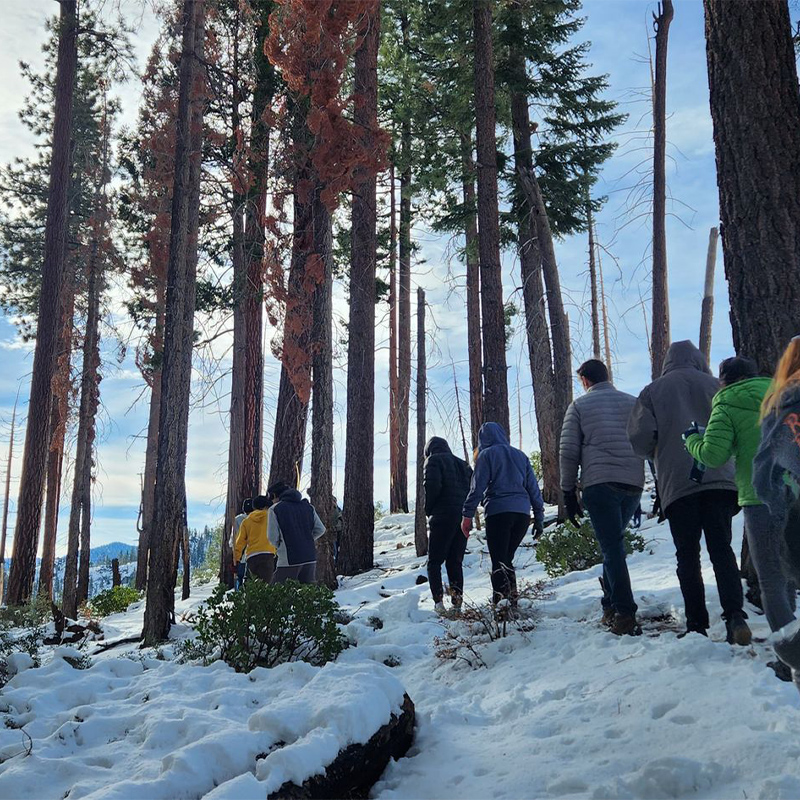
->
xmin=532 ymin=517 xmax=544 ymax=539
xmin=682 ymin=421 xmax=701 ymax=441
xmin=652 ymin=488 xmax=665 ymax=523
xmin=563 ymin=490 xmax=583 ymax=527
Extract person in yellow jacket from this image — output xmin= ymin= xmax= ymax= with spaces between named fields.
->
xmin=233 ymin=495 xmax=277 ymax=582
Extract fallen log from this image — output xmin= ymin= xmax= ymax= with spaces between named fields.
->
xmin=268 ymin=693 xmax=415 ymax=799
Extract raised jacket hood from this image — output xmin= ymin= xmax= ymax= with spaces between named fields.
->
xmin=478 ymin=421 xmax=509 ymax=451
xmin=425 ymin=436 xmax=452 ymax=458
xmin=662 ymin=340 xmax=711 ymax=376
xmin=278 ymin=488 xmax=303 ymax=503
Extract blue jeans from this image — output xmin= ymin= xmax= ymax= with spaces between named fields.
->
xmin=235 ymin=561 xmax=247 ymax=591
xmin=582 ymin=483 xmax=642 ymax=617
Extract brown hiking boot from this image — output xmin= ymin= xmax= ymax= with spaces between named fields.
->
xmin=601 ymin=607 xmax=615 ymax=627
xmin=726 ymin=613 xmax=752 ymax=646
xmin=610 ymin=613 xmax=641 ymax=636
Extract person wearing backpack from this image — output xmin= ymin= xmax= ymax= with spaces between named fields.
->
xmin=628 ymin=341 xmax=751 ymax=645
xmin=233 ymin=495 xmax=277 ymax=582
xmin=424 ymin=437 xmax=473 ymax=614
xmin=684 ymin=358 xmax=795 ymax=647
xmin=461 ymin=422 xmax=545 ymax=608
xmin=267 ymin=483 xmax=326 ymax=584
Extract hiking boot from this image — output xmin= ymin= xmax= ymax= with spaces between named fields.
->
xmin=434 ymin=601 xmax=447 ymax=616
xmin=450 ymin=594 xmax=463 ymax=613
xmin=774 ymin=627 xmax=800 ymax=671
xmin=767 ymin=660 xmax=793 ymax=683
xmin=725 ymin=613 xmax=752 ymax=646
xmin=677 ymin=626 xmax=708 ymax=640
xmin=610 ymin=613 xmax=641 ymax=636
xmin=601 ymin=607 xmax=616 ymax=627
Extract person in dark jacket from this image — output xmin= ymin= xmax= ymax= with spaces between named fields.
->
xmin=232 ymin=497 xmax=253 ymax=590
xmin=628 ymin=341 xmax=751 ymax=644
xmin=753 ymin=337 xmax=800 ymax=687
xmin=560 ymin=359 xmax=645 ymax=635
xmin=424 ymin=437 xmax=473 ymax=614
xmin=462 ymin=422 xmax=545 ymax=607
xmin=267 ymin=483 xmax=326 ymax=584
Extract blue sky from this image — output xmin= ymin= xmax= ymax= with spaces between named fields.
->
xmin=0 ymin=0 xmax=747 ymax=553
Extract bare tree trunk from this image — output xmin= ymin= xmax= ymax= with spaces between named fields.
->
xmin=39 ymin=295 xmax=72 ymax=601
xmin=181 ymin=522 xmax=190 ymax=600
xmin=388 ymin=164 xmax=401 ymax=512
xmin=516 ymin=165 xmax=573 ymax=437
xmin=395 ymin=69 xmax=412 ymax=513
xmin=111 ymin=558 xmax=121 ymax=588
xmin=136 ymin=352 xmax=161 ymax=590
xmin=473 ymin=0 xmax=510 ymax=433
xmin=704 ymin=0 xmax=800 ymax=372
xmin=7 ymin=0 xmax=78 ymax=606
xmin=699 ymin=226 xmax=719 ymax=365
xmin=268 ymin=183 xmax=312 ymax=489
xmin=414 ymin=288 xmax=427 ymax=557
xmin=509 ymin=57 xmax=561 ymax=506
xmin=460 ymin=132 xmax=482 ymax=450
xmin=0 ymin=391 xmax=19 ymax=603
xmin=587 ymin=200 xmax=601 ymax=361
xmin=651 ymin=0 xmax=674 ymax=379
xmin=340 ymin=5 xmax=380 ymax=576
xmin=143 ymin=0 xmax=205 ymax=645
xmin=599 ymin=247 xmax=613 ymax=383
xmin=310 ymin=191 xmax=337 ymax=590
xmin=64 ymin=204 xmax=104 ymax=617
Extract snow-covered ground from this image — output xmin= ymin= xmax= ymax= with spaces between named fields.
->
xmin=2 ymin=510 xmax=800 ymax=799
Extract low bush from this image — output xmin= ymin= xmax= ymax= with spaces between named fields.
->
xmin=179 ymin=579 xmax=346 ymax=673
xmin=88 ymin=586 xmax=142 ymax=617
xmin=434 ymin=580 xmax=553 ymax=669
xmin=535 ymin=518 xmax=646 ymax=578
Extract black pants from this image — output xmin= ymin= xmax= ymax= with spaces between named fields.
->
xmin=665 ymin=489 xmax=743 ymax=630
xmin=427 ymin=515 xmax=468 ymax=603
xmin=246 ymin=553 xmax=276 ymax=583
xmin=485 ymin=512 xmax=530 ymax=605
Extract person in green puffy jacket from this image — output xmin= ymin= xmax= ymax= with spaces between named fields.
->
xmin=684 ymin=357 xmax=796 ymax=639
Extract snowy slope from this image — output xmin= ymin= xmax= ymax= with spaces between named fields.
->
xmin=2 ymin=511 xmax=800 ymax=799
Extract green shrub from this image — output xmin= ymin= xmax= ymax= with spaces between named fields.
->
xmin=529 ymin=451 xmax=542 ymax=479
xmin=535 ymin=519 xmax=646 ymax=578
xmin=88 ymin=586 xmax=142 ymax=617
xmin=179 ymin=579 xmax=346 ymax=673
xmin=193 ymin=524 xmax=223 ymax=585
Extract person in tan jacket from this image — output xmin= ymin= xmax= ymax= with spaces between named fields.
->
xmin=234 ymin=495 xmax=277 ymax=582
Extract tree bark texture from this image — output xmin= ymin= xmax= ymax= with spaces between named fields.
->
xmin=651 ymin=0 xmax=673 ymax=379
xmin=516 ymin=165 xmax=573 ymax=444
xmin=340 ymin=6 xmax=379 ymax=576
xmin=388 ymin=164 xmax=401 ymax=512
xmin=181 ymin=522 xmax=190 ymax=601
xmin=7 ymin=0 xmax=78 ymax=606
xmin=699 ymin=226 xmax=719 ymax=365
xmin=268 ymin=183 xmax=312 ymax=489
xmin=0 ymin=393 xmax=18 ymax=603
xmin=414 ymin=288 xmax=427 ymax=557
xmin=310 ymin=192 xmax=337 ymax=590
xmin=473 ymin=0 xmax=510 ymax=434
xmin=111 ymin=558 xmax=121 ymax=588
xmin=64 ymin=121 xmax=107 ymax=614
xmin=460 ymin=132 xmax=483 ymax=451
xmin=705 ymin=0 xmax=800 ymax=372
xmin=143 ymin=0 xmax=205 ymax=645
xmin=510 ymin=87 xmax=559 ymax=506
xmin=136 ymin=352 xmax=162 ymax=590
xmin=39 ymin=288 xmax=73 ymax=600
xmin=395 ymin=121 xmax=412 ymax=513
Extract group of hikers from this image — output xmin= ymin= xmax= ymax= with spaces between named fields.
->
xmin=423 ymin=338 xmax=800 ymax=685
xmin=231 ymin=483 xmax=326 ymax=587
xmin=230 ymin=336 xmax=800 ymax=684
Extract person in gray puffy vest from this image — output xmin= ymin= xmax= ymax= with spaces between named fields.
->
xmin=267 ymin=482 xmax=326 ymax=584
xmin=560 ymin=359 xmax=644 ymax=635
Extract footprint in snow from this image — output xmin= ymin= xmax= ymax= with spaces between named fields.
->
xmin=650 ymin=700 xmax=678 ymax=720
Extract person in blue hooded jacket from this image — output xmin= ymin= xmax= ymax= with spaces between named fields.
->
xmin=461 ymin=422 xmax=545 ymax=606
